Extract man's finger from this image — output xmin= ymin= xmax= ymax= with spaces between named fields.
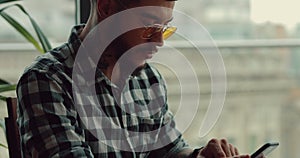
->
xmin=234 ymin=146 xmax=239 ymax=155
xmin=232 ymin=155 xmax=250 ymax=158
xmin=221 ymin=139 xmax=231 ymax=156
xmin=212 ymin=143 xmax=226 ymax=157
xmin=229 ymin=144 xmax=236 ymax=156
xmin=205 ymin=139 xmax=226 ymax=158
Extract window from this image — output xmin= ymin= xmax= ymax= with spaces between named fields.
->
xmin=0 ymin=1 xmax=299 ymax=157
xmin=159 ymin=1 xmax=300 ymax=157
xmin=0 ymin=0 xmax=75 ymax=82
xmin=0 ymin=0 xmax=75 ymax=43
xmin=0 ymin=2 xmax=75 ymax=155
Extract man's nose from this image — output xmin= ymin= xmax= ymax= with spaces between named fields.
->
xmin=150 ymin=32 xmax=164 ymax=47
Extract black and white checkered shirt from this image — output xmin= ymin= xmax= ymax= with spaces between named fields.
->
xmin=17 ymin=25 xmax=189 ymax=157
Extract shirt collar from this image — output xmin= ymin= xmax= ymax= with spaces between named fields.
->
xmin=67 ymin=25 xmax=115 ymax=87
xmin=68 ymin=24 xmax=85 ymax=58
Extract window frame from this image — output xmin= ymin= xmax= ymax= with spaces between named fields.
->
xmin=76 ymin=0 xmax=90 ymax=24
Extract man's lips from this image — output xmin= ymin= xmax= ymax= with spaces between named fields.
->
xmin=145 ymin=52 xmax=155 ymax=59
xmin=145 ymin=48 xmax=158 ymax=59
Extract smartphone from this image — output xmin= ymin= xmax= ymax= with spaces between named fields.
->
xmin=251 ymin=142 xmax=279 ymax=158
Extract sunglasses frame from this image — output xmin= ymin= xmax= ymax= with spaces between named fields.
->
xmin=141 ymin=24 xmax=177 ymax=40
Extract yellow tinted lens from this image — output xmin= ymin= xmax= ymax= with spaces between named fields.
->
xmin=163 ymin=27 xmax=177 ymax=40
xmin=143 ymin=25 xmax=164 ymax=39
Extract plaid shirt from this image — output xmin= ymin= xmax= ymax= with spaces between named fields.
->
xmin=17 ymin=25 xmax=189 ymax=158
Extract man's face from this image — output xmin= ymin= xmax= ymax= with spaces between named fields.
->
xmin=111 ymin=0 xmax=175 ymax=71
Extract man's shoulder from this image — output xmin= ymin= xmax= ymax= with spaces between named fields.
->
xmin=143 ymin=63 xmax=163 ymax=79
xmin=136 ymin=63 xmax=166 ymax=85
xmin=20 ymin=43 xmax=73 ymax=81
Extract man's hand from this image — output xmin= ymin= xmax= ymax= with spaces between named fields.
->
xmin=198 ymin=138 xmax=250 ymax=158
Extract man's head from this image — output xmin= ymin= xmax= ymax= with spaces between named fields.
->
xmin=82 ymin=0 xmax=177 ymax=76
xmin=88 ymin=0 xmax=176 ymax=23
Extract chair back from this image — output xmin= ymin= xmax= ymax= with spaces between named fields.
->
xmin=5 ymin=97 xmax=21 ymax=158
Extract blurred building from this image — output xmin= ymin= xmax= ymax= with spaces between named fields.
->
xmin=175 ymin=0 xmax=252 ymax=40
xmin=174 ymin=1 xmax=296 ymax=158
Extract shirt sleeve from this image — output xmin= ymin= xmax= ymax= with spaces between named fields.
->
xmin=147 ymin=135 xmax=190 ymax=158
xmin=17 ymin=70 xmax=94 ymax=157
xmin=147 ymin=66 xmax=191 ymax=158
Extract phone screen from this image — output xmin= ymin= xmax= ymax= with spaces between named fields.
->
xmin=251 ymin=142 xmax=279 ymax=158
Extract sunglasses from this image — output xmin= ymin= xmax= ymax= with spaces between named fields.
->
xmin=142 ymin=24 xmax=177 ymax=40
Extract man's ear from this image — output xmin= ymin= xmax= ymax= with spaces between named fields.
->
xmin=97 ymin=0 xmax=118 ymax=17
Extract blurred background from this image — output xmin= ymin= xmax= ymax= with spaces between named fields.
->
xmin=1 ymin=0 xmax=300 ymax=157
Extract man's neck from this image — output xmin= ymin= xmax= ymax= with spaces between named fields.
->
xmin=101 ymin=62 xmax=145 ymax=87
xmin=102 ymin=62 xmax=121 ymax=85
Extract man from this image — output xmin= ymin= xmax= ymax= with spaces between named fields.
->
xmin=17 ymin=0 xmax=250 ymax=157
